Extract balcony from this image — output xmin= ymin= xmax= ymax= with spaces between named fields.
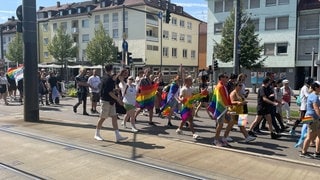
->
xmin=72 ymin=27 xmax=79 ymax=34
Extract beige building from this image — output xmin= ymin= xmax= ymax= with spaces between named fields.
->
xmin=37 ymin=0 xmax=202 ymax=81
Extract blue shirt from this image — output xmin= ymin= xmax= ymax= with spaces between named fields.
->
xmin=305 ymin=92 xmax=320 ymax=120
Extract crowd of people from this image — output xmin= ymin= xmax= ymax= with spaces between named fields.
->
xmin=1 ymin=65 xmax=319 ymax=159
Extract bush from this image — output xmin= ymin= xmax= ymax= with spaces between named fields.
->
xmin=67 ymin=88 xmax=77 ymax=97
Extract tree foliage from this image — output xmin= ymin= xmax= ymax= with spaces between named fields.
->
xmin=47 ymin=26 xmax=77 ymax=64
xmin=86 ymin=23 xmax=117 ymax=66
xmin=215 ymin=10 xmax=265 ymax=70
xmin=5 ymin=33 xmax=23 ymax=64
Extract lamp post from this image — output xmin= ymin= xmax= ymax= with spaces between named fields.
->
xmin=0 ymin=25 xmax=4 ymax=60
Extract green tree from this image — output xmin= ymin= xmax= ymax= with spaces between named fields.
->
xmin=215 ymin=10 xmax=264 ymax=70
xmin=48 ymin=26 xmax=77 ymax=80
xmin=86 ymin=23 xmax=117 ymax=66
xmin=5 ymin=33 xmax=23 ymax=65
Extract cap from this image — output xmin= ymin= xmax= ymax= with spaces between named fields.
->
xmin=282 ymin=79 xmax=289 ymax=84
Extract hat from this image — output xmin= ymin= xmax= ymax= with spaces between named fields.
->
xmin=128 ymin=76 xmax=134 ymax=80
xmin=282 ymin=79 xmax=289 ymax=84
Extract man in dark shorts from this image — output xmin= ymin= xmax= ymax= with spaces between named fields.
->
xmin=248 ymin=77 xmax=281 ymax=139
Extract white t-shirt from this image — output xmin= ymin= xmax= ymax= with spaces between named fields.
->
xmin=119 ymin=81 xmax=137 ymax=105
xmin=87 ymin=75 xmax=101 ymax=93
xmin=299 ymin=85 xmax=310 ymax=111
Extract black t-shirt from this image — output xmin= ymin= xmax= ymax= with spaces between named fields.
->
xmin=75 ymin=74 xmax=88 ymax=93
xmin=48 ymin=76 xmax=58 ymax=88
xmin=100 ymin=74 xmax=115 ymax=102
xmin=257 ymin=85 xmax=273 ymax=109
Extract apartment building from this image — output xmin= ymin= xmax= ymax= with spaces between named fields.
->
xmin=37 ymin=0 xmax=202 ymax=81
xmin=207 ymin=0 xmax=301 ymax=88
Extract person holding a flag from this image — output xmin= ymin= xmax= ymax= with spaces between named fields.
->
xmin=0 ymin=70 xmax=9 ymax=105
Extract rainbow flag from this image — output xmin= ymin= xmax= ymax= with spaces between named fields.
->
xmin=136 ymin=82 xmax=158 ymax=109
xmin=207 ymin=82 xmax=231 ymax=120
xmin=180 ymin=92 xmax=207 ymax=121
xmin=238 ymin=114 xmax=248 ymax=126
xmin=160 ymin=82 xmax=180 ymax=116
xmin=7 ymin=66 xmax=24 ymax=82
xmin=301 ymin=116 xmax=313 ymax=124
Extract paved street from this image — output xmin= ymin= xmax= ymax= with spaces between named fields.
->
xmin=0 ymin=94 xmax=319 ymax=179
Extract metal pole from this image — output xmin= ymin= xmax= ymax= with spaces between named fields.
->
xmin=311 ymin=47 xmax=315 ymax=78
xmin=122 ymin=5 xmax=126 ymax=68
xmin=0 ymin=26 xmax=3 ymax=59
xmin=160 ymin=14 xmax=163 ymax=71
xmin=23 ymin=0 xmax=39 ymax=122
xmin=233 ymin=0 xmax=240 ymax=74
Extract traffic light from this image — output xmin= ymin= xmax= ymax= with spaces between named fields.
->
xmin=117 ymin=52 xmax=122 ymax=62
xmin=165 ymin=9 xmax=171 ymax=24
xmin=213 ymin=60 xmax=219 ymax=70
xmin=16 ymin=21 xmax=22 ymax=33
xmin=16 ymin=5 xmax=23 ymax=32
xmin=127 ymin=52 xmax=132 ymax=65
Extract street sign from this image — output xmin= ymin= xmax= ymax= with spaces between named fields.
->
xmin=122 ymin=40 xmax=128 ymax=52
xmin=157 ymin=11 xmax=163 ymax=19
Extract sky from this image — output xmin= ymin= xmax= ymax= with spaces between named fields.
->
xmin=0 ymin=0 xmax=207 ymax=24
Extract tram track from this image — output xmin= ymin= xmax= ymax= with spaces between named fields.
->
xmin=0 ymin=162 xmax=45 ymax=180
xmin=0 ymin=127 xmax=211 ymax=180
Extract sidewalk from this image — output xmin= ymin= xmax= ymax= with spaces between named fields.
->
xmin=1 ymin=103 xmax=320 ymax=179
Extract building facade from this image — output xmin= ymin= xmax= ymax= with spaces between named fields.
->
xmin=207 ymin=0 xmax=303 ymax=88
xmin=37 ymin=0 xmax=203 ymax=82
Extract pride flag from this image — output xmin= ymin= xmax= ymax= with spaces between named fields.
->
xmin=207 ymin=82 xmax=231 ymax=120
xmin=301 ymin=116 xmax=313 ymax=124
xmin=136 ymin=82 xmax=158 ymax=109
xmin=7 ymin=66 xmax=24 ymax=82
xmin=180 ymin=92 xmax=207 ymax=121
xmin=160 ymin=82 xmax=180 ymax=116
xmin=238 ymin=114 xmax=248 ymax=126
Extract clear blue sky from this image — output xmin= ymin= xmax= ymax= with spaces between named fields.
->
xmin=0 ymin=0 xmax=207 ymax=23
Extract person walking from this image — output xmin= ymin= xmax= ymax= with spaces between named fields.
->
xmin=281 ymin=79 xmax=296 ymax=122
xmin=94 ymin=64 xmax=128 ymax=142
xmin=0 ymin=71 xmax=9 ymax=105
xmin=290 ymin=77 xmax=313 ymax=135
xmin=176 ymin=76 xmax=199 ymax=139
xmin=299 ymin=81 xmax=320 ymax=158
xmin=194 ymin=75 xmax=212 ymax=119
xmin=87 ymin=69 xmax=101 ymax=114
xmin=73 ymin=68 xmax=90 ymax=115
xmin=248 ymin=77 xmax=282 ymax=139
xmin=119 ymin=75 xmax=138 ymax=132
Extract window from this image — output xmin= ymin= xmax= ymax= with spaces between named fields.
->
xmin=225 ymin=0 xmax=234 ymax=12
xmin=214 ymin=0 xmax=223 ymax=13
xmin=43 ymin=38 xmax=49 ymax=45
xmin=153 ymin=46 xmax=159 ymax=51
xmin=53 ymin=23 xmax=57 ymax=31
xmin=172 ymin=32 xmax=177 ymax=41
xmin=250 ymin=0 xmax=260 ymax=9
xmin=82 ymin=34 xmax=89 ymax=42
xmin=278 ymin=0 xmax=289 ymax=5
xmin=82 ymin=19 xmax=89 ymax=28
xmin=44 ymin=52 xmax=49 ymax=58
xmin=183 ymin=49 xmax=187 ymax=58
xmin=147 ymin=45 xmax=153 ymax=50
xmin=266 ymin=0 xmax=276 ymax=6
xmin=172 ymin=17 xmax=177 ymax=25
xmin=187 ymin=35 xmax=192 ymax=43
xmin=187 ymin=22 xmax=192 ymax=29
xmin=278 ymin=16 xmax=289 ymax=30
xmin=180 ymin=20 xmax=185 ymax=28
xmin=113 ymin=29 xmax=119 ymax=38
xmin=191 ymin=50 xmax=196 ymax=59
xmin=124 ymin=11 xmax=128 ymax=22
xmin=112 ymin=13 xmax=118 ymax=22
xmin=163 ymin=30 xmax=169 ymax=39
xmin=163 ymin=47 xmax=169 ymax=57
xmin=265 ymin=17 xmax=276 ymax=31
xmin=42 ymin=23 xmax=48 ymax=31
xmin=61 ymin=22 xmax=67 ymax=31
xmin=172 ymin=48 xmax=177 ymax=57
xmin=103 ymin=14 xmax=109 ymax=23
xmin=94 ymin=15 xmax=100 ymax=24
xmin=214 ymin=23 xmax=223 ymax=34
xmin=251 ymin=19 xmax=259 ymax=31
xmin=179 ymin=34 xmax=185 ymax=42
xmin=277 ymin=43 xmax=288 ymax=54
xmin=82 ymin=50 xmax=86 ymax=60
xmin=242 ymin=0 xmax=249 ymax=9
xmin=264 ymin=43 xmax=275 ymax=55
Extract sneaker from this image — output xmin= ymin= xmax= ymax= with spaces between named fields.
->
xmin=116 ymin=135 xmax=128 ymax=142
xmin=131 ymin=127 xmax=138 ymax=133
xmin=248 ymin=131 xmax=257 ymax=137
xmin=221 ymin=138 xmax=231 ymax=147
xmin=289 ymin=129 xmax=296 ymax=136
xmin=176 ymin=128 xmax=183 ymax=135
xmin=245 ymin=135 xmax=256 ymax=143
xmin=167 ymin=121 xmax=173 ymax=127
xmin=94 ymin=135 xmax=104 ymax=141
xmin=73 ymin=106 xmax=77 ymax=113
xmin=121 ymin=121 xmax=127 ymax=128
xmin=193 ymin=133 xmax=199 ymax=139
xmin=300 ymin=152 xmax=312 ymax=159
xmin=225 ymin=136 xmax=234 ymax=142
xmin=312 ymin=152 xmax=320 ymax=159
xmin=271 ymin=132 xmax=281 ymax=139
xmin=213 ymin=139 xmax=223 ymax=147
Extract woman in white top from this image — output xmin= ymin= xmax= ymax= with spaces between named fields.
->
xmin=119 ymin=75 xmax=138 ymax=132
